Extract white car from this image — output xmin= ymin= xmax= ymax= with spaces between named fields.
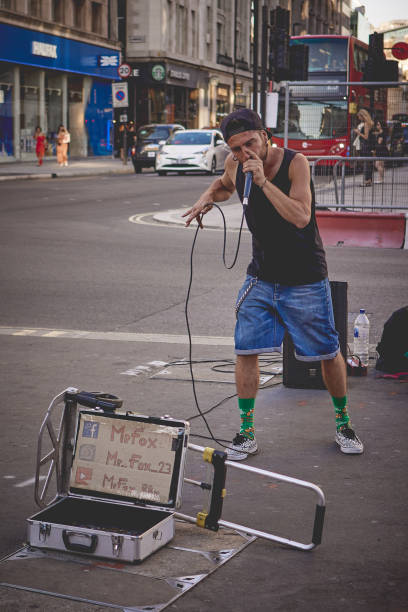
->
xmin=155 ymin=129 xmax=229 ymax=175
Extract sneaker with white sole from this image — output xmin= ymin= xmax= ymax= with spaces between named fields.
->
xmin=226 ymin=433 xmax=258 ymax=461
xmin=335 ymin=427 xmax=364 ymax=454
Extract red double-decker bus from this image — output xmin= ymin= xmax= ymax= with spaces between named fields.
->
xmin=271 ymin=35 xmax=387 ymax=157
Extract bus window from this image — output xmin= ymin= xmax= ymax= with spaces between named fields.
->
xmin=353 ymin=45 xmax=368 ymax=74
xmin=272 ymin=100 xmax=348 ymax=140
xmin=291 ymin=37 xmax=348 ymax=73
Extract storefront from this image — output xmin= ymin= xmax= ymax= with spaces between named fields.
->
xmin=0 ymin=23 xmax=120 ymax=161
xmin=215 ymin=84 xmax=231 ymax=125
xmin=124 ymin=61 xmax=204 ymax=129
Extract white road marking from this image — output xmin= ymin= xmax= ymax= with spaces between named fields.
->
xmin=42 ymin=331 xmax=66 ymax=337
xmin=128 ymin=211 xmax=229 ymax=231
xmin=0 ymin=326 xmax=233 ymax=346
xmin=14 ymin=476 xmax=46 ymax=488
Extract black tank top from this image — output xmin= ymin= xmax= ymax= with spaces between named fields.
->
xmin=236 ymin=148 xmax=327 ymax=285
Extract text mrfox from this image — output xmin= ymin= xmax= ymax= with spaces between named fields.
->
xmin=110 ymin=423 xmax=162 ymax=448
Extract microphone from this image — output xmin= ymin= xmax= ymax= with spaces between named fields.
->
xmin=243 ymin=171 xmax=253 ymax=206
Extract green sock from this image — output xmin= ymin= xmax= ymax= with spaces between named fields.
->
xmin=238 ymin=398 xmax=255 ymax=439
xmin=332 ymin=395 xmax=350 ymax=431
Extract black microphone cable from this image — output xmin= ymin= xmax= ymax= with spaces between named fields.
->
xmin=184 ymin=170 xmax=264 ymax=449
xmin=184 ymin=201 xmax=246 ymax=447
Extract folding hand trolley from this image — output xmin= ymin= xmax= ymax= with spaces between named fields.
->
xmin=28 ymin=388 xmax=326 ymax=563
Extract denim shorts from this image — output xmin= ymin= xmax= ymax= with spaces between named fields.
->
xmin=234 ymin=276 xmax=339 ymax=361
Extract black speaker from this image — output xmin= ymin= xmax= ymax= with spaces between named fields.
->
xmin=283 ymin=281 xmax=348 ymax=389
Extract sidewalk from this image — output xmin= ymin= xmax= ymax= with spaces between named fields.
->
xmin=0 ymin=156 xmax=134 ymax=181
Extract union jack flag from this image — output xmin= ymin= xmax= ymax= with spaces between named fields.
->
xmin=99 ymin=55 xmax=119 ymax=67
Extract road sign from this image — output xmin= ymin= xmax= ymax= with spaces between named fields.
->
xmin=118 ymin=63 xmax=131 ymax=78
xmin=112 ymin=82 xmax=128 ymax=108
xmin=391 ymin=42 xmax=408 ymax=60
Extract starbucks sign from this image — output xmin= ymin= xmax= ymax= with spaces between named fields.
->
xmin=151 ymin=64 xmax=166 ymax=81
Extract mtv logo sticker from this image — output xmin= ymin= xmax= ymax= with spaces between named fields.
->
xmin=82 ymin=421 xmax=100 ymax=439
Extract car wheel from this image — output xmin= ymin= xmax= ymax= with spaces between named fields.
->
xmin=158 ymin=171 xmax=167 ymax=176
xmin=208 ymin=157 xmax=216 ymax=175
xmin=134 ymin=165 xmax=142 ymax=174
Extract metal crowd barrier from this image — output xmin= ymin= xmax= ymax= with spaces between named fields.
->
xmin=308 ymin=156 xmax=408 ymax=211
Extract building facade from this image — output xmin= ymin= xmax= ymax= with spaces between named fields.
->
xmin=120 ymin=0 xmax=255 ymax=130
xmin=290 ymin=0 xmax=351 ymax=36
xmin=120 ymin=0 xmax=351 ymax=132
xmin=0 ymin=1 xmax=121 ymax=161
xmin=0 ymin=0 xmax=353 ymax=161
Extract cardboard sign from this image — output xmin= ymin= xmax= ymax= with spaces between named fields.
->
xmin=71 ymin=413 xmax=180 ymax=505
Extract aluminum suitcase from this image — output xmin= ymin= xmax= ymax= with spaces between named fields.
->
xmin=27 ymin=390 xmax=189 ymax=563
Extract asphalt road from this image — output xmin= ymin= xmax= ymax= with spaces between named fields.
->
xmin=1 ymin=172 xmax=407 ymax=611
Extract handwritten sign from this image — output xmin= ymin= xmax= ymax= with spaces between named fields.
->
xmin=70 ymin=413 xmax=180 ymax=505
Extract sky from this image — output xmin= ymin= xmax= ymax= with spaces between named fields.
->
xmin=352 ymin=0 xmax=407 ymax=28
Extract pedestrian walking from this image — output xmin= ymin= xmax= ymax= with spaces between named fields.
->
xmin=119 ymin=124 xmax=127 ymax=162
xmin=34 ymin=126 xmax=46 ymax=166
xmin=56 ymin=125 xmax=70 ymax=166
xmin=373 ymin=120 xmax=388 ymax=183
xmin=353 ymin=109 xmax=375 ymax=186
xmin=183 ymin=108 xmax=364 ymax=459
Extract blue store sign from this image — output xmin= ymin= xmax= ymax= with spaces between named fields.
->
xmin=0 ymin=23 xmax=120 ymax=79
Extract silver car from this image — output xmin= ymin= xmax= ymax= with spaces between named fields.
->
xmin=155 ymin=129 xmax=229 ymax=175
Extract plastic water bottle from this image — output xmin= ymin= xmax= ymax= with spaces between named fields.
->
xmin=353 ymin=309 xmax=370 ymax=366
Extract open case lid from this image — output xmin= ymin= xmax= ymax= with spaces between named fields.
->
xmin=69 ymin=410 xmax=189 ymax=510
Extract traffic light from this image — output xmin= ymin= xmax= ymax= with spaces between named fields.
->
xmin=289 ymin=44 xmax=309 ymax=81
xmin=382 ymin=60 xmax=399 ymax=81
xmin=363 ymin=32 xmax=399 ymax=81
xmin=363 ymin=32 xmax=385 ymax=81
xmin=269 ymin=7 xmax=290 ymax=82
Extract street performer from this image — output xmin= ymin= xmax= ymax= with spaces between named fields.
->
xmin=183 ymin=108 xmax=364 ymax=460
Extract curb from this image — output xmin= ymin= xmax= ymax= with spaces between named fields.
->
xmin=0 ymin=168 xmax=135 ymax=181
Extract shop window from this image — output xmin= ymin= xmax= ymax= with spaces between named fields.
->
xmin=68 ymin=76 xmax=83 ymax=103
xmin=216 ymin=84 xmax=230 ymax=125
xmin=91 ymin=2 xmax=102 ymax=34
xmin=188 ymin=89 xmax=198 ymax=128
xmin=0 ymin=67 xmax=13 ymax=157
xmin=52 ymin=0 xmax=63 ymax=23
xmin=68 ymin=76 xmax=84 ymax=157
xmin=149 ymin=88 xmax=166 ymax=124
xmin=45 ymin=73 xmax=63 ymax=154
xmin=173 ymin=86 xmax=187 ymax=126
xmin=20 ymin=69 xmax=40 ymax=155
xmin=74 ymin=0 xmax=86 ymax=30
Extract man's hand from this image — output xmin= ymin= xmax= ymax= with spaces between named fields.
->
xmin=182 ymin=201 xmax=213 ymax=228
xmin=242 ymin=148 xmax=266 ymax=187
